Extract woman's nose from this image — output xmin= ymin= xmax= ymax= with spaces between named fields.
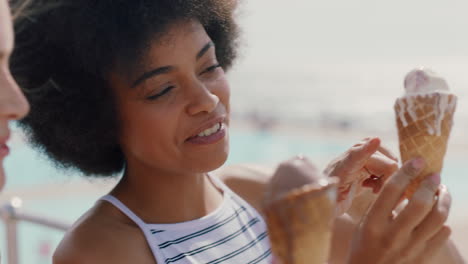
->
xmin=0 ymin=69 xmax=30 ymax=120
xmin=185 ymin=81 xmax=219 ymax=116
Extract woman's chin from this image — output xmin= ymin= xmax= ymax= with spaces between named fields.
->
xmin=208 ymin=155 xmax=229 ymax=172
xmin=190 ymin=151 xmax=229 ymax=173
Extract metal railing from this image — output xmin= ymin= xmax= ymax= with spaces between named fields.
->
xmin=0 ymin=197 xmax=71 ymax=264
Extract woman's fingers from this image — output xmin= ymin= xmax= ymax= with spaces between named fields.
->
xmin=411 ymin=185 xmax=451 ymax=244
xmin=343 ymin=138 xmax=381 ymax=174
xmin=423 ymin=226 xmax=452 ymax=259
xmin=355 ymin=137 xmax=398 ymax=162
xmin=392 ymin=174 xmax=440 ymax=232
xmin=349 ymin=137 xmax=398 ymax=194
xmin=349 ymin=162 xmax=455 ymax=264
xmin=366 ymin=158 xmax=425 ymax=225
xmin=363 ymin=152 xmax=399 ymax=193
xmin=376 ymin=145 xmax=399 ymax=162
xmin=365 ymin=153 xmax=399 ymax=178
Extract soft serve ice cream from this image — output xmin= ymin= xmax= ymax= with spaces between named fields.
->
xmin=403 ymin=68 xmax=450 ymax=94
xmin=394 ymin=68 xmax=457 ymax=198
xmin=395 ymin=68 xmax=456 ymax=136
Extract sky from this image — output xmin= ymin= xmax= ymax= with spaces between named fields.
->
xmin=237 ymin=0 xmax=468 ymax=62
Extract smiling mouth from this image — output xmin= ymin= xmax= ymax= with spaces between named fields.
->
xmin=186 ymin=122 xmax=225 ymax=144
xmin=196 ymin=122 xmax=222 ymax=137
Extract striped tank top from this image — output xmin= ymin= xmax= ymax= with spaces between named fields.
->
xmin=100 ymin=175 xmax=272 ymax=264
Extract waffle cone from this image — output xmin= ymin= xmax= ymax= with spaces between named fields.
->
xmin=263 ymin=183 xmax=337 ymax=264
xmin=394 ymin=92 xmax=457 ymax=198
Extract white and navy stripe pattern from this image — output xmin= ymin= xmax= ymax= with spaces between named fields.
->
xmin=101 ymin=175 xmax=271 ymax=264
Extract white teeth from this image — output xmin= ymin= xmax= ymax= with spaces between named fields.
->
xmin=197 ymin=123 xmax=221 ymax=137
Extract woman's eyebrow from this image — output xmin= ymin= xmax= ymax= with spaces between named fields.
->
xmin=131 ymin=41 xmax=213 ymax=88
xmin=196 ymin=42 xmax=214 ymax=60
xmin=131 ymin=66 xmax=173 ymax=88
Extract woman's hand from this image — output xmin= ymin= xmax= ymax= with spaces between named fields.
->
xmin=348 ymin=158 xmax=452 ymax=264
xmin=323 ymin=137 xmax=398 ymax=216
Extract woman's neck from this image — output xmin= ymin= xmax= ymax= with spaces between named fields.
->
xmin=110 ymin=166 xmax=224 ymax=224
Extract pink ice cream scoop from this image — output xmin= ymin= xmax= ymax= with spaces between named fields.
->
xmin=403 ymin=67 xmax=449 ymax=94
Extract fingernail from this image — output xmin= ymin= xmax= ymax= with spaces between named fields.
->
xmin=428 ymin=173 xmax=441 ymax=185
xmin=367 ymin=137 xmax=378 ymax=145
xmin=411 ymin=158 xmax=424 ymax=170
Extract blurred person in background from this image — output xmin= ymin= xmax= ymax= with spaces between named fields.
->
xmin=9 ymin=0 xmax=464 ymax=263
xmin=0 ymin=0 xmax=30 ymax=191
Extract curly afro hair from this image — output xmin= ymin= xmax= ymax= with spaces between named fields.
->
xmin=10 ymin=0 xmax=240 ymax=177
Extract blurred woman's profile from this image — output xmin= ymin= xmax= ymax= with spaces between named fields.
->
xmin=0 ymin=0 xmax=30 ymax=190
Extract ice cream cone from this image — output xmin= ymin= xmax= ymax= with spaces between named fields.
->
xmin=395 ymin=92 xmax=457 ymax=198
xmin=264 ymin=181 xmax=338 ymax=264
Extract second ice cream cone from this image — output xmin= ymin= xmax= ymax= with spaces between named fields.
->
xmin=264 ymin=181 xmax=338 ymax=264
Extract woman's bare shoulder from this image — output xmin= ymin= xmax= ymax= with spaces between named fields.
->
xmin=214 ymin=163 xmax=275 ymax=211
xmin=53 ymin=201 xmax=156 ymax=264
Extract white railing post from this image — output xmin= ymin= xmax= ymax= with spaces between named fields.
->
xmin=0 ymin=197 xmax=22 ymax=264
xmin=0 ymin=197 xmax=70 ymax=264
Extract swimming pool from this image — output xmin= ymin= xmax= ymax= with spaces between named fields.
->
xmin=1 ymin=127 xmax=467 ymax=264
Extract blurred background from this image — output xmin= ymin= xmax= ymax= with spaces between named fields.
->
xmin=1 ymin=0 xmax=467 ymax=263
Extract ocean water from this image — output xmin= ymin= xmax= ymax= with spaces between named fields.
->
xmin=2 ymin=0 xmax=468 ymax=262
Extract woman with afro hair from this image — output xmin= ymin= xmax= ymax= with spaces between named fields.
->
xmin=10 ymin=0 xmax=464 ymax=263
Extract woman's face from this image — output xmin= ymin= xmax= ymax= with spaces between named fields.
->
xmin=0 ymin=0 xmax=30 ymax=190
xmin=109 ymin=20 xmax=230 ymax=176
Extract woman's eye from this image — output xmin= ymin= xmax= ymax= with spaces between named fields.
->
xmin=146 ymin=86 xmax=175 ymax=100
xmin=200 ymin=63 xmax=221 ymax=75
